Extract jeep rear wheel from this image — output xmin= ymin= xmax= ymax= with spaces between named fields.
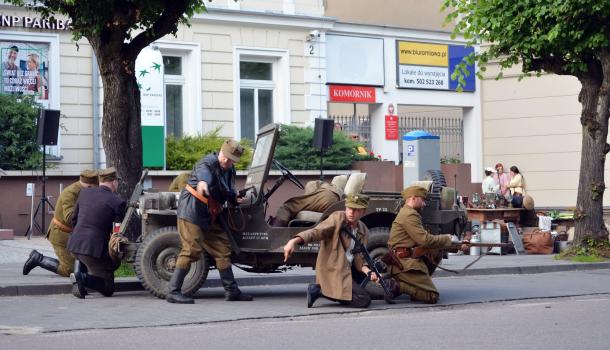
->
xmin=135 ymin=226 xmax=209 ymax=299
xmin=367 ymin=227 xmax=390 ymax=260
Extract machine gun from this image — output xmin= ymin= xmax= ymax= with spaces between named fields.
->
xmin=341 ymin=225 xmax=396 ymax=304
xmin=118 ymin=169 xmax=149 ymax=236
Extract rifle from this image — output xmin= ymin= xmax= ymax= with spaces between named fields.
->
xmin=341 ymin=225 xmax=395 ymax=304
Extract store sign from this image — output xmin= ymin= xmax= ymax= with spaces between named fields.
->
xmin=0 ymin=14 xmax=71 ymax=31
xmin=396 ymin=41 xmax=475 ymax=91
xmin=136 ymin=46 xmax=165 ymax=168
xmin=328 ymin=84 xmax=376 ymax=103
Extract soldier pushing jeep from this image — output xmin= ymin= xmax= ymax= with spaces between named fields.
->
xmin=166 ymin=139 xmax=253 ymax=304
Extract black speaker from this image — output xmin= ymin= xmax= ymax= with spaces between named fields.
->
xmin=36 ymin=109 xmax=60 ymax=146
xmin=313 ymin=118 xmax=334 ymax=150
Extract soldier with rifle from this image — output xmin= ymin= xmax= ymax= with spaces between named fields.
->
xmin=284 ymin=194 xmax=394 ymax=308
xmin=383 ymin=185 xmax=469 ymax=304
xmin=166 ymin=139 xmax=252 ymax=304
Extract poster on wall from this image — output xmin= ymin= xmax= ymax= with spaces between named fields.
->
xmin=1 ymin=41 xmax=50 ymax=103
xmin=396 ymin=41 xmax=475 ymax=92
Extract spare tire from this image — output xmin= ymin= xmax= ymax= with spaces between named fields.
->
xmin=135 ymin=226 xmax=209 ymax=299
xmin=424 ymin=170 xmax=447 ymax=193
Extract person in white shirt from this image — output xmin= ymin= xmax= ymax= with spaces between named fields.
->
xmin=482 ymin=167 xmax=499 ymax=194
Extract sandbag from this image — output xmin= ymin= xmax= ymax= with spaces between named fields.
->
xmin=522 ymin=229 xmax=553 ymax=254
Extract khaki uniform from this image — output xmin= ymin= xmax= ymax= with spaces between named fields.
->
xmin=176 ymin=218 xmax=232 ymax=270
xmin=297 ymin=211 xmax=368 ymax=301
xmin=388 ymin=205 xmax=452 ymax=304
xmin=276 ymin=183 xmax=341 ymax=222
xmin=46 ymin=181 xmax=81 ymax=276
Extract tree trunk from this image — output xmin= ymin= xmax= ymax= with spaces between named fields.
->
xmin=90 ymin=40 xmax=143 ymax=202
xmin=575 ymin=70 xmax=610 ymax=243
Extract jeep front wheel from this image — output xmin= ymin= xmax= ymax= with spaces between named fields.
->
xmin=134 ymin=226 xmax=209 ymax=299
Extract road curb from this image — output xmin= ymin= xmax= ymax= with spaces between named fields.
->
xmin=1 ymin=262 xmax=609 ymax=297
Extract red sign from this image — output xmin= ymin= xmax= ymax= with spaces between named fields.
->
xmin=385 ymin=115 xmax=399 ymax=140
xmin=328 ymin=85 xmax=376 ymax=103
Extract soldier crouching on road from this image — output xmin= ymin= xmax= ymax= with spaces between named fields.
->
xmin=166 ymin=139 xmax=251 ymax=304
xmin=23 ymin=169 xmax=98 ymax=277
xmin=67 ymin=167 xmax=126 ymax=298
xmin=284 ymin=194 xmax=380 ymax=308
xmin=384 ymin=185 xmax=468 ymax=304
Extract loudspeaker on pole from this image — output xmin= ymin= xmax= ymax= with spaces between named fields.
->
xmin=36 ymin=109 xmax=60 ymax=146
xmin=312 ymin=118 xmax=334 ymax=150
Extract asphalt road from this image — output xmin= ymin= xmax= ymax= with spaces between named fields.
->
xmin=1 ymin=269 xmax=610 ymax=349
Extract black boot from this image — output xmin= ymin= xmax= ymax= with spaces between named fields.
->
xmin=72 ymin=260 xmax=88 ymax=296
xmin=269 ymin=216 xmax=288 ymax=227
xmin=307 ymin=283 xmax=322 ymax=308
xmin=23 ymin=250 xmax=42 ymax=275
xmin=166 ymin=268 xmax=194 ymax=304
xmin=85 ymin=274 xmax=115 ymax=297
xmin=219 ymin=268 xmax=253 ymax=301
xmin=70 ymin=272 xmax=87 ymax=299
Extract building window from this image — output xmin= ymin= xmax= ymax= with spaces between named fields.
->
xmin=235 ymin=48 xmax=291 ymax=140
xmin=163 ymin=55 xmax=185 ymax=138
xmin=239 ymin=60 xmax=275 ymax=141
xmin=155 ymin=42 xmax=202 ymax=139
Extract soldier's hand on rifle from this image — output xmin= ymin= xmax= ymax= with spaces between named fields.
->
xmin=362 ymin=266 xmax=379 ymax=282
xmin=196 ymin=180 xmax=209 ymax=197
xmin=283 ymin=237 xmax=304 ymax=263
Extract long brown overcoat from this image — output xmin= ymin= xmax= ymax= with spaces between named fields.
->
xmin=296 ymin=211 xmax=368 ymax=301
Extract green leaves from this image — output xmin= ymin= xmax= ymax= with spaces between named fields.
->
xmin=0 ymin=96 xmax=43 ymax=170
xmin=274 ymin=124 xmax=360 ymax=170
xmin=443 ymin=0 xmax=610 ymax=88
xmin=166 ymin=128 xmax=253 ymax=171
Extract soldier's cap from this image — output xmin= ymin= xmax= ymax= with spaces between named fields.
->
xmin=79 ymin=169 xmax=98 ymax=185
xmin=220 ymin=139 xmax=244 ymax=162
xmin=345 ymin=193 xmax=369 ymax=209
xmin=401 ymin=185 xmax=428 ymax=200
xmin=98 ymin=167 xmax=118 ymax=183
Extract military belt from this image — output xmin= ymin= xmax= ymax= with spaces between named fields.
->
xmin=52 ymin=217 xmax=73 ymax=233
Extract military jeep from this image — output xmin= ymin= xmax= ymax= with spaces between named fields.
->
xmin=121 ymin=123 xmax=468 ymax=299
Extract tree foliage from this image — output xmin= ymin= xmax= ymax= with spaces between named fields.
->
xmin=0 ymin=95 xmax=42 ymax=170
xmin=6 ymin=0 xmax=208 ymax=201
xmin=443 ymin=0 xmax=610 ymax=81
xmin=274 ymin=124 xmax=359 ymax=170
xmin=443 ymin=0 xmax=610 ymax=242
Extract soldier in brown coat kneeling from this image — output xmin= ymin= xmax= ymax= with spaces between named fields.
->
xmin=283 ymin=194 xmax=378 ymax=308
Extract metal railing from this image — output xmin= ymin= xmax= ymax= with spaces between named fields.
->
xmin=330 ymin=115 xmax=371 ymax=148
xmin=398 ymin=111 xmax=464 ymax=162
xmin=329 ymin=111 xmax=464 ymax=162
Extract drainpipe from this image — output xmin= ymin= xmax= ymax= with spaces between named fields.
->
xmin=92 ymin=55 xmax=100 ymax=169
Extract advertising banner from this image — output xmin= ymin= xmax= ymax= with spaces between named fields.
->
xmin=1 ymin=41 xmax=49 ymax=102
xmin=136 ymin=46 xmax=165 ymax=168
xmin=396 ymin=40 xmax=475 ymax=91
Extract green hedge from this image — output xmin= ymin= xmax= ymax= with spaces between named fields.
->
xmin=0 ymin=95 xmax=42 ymax=170
xmin=273 ymin=124 xmax=359 ymax=170
xmin=166 ymin=128 xmax=253 ymax=171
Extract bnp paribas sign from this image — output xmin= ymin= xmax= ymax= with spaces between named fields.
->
xmin=0 ymin=14 xmax=71 ymax=31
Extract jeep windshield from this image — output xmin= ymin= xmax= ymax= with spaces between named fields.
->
xmin=244 ymin=123 xmax=280 ymax=202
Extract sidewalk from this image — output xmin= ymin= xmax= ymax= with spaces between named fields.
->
xmin=2 ymin=237 xmax=609 ymax=297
